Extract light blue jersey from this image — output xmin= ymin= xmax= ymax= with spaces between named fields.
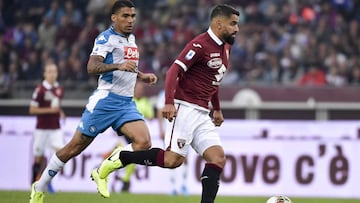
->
xmin=91 ymin=26 xmax=139 ymax=97
xmin=78 ymin=26 xmax=143 ymax=137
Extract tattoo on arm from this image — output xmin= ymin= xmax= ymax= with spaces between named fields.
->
xmin=87 ymin=55 xmax=118 ymax=75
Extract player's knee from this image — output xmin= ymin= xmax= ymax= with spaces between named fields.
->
xmin=138 ymin=141 xmax=151 ymax=150
xmin=164 ymin=159 xmax=182 ymax=168
xmin=132 ymin=136 xmax=151 ymax=150
xmin=211 ymin=155 xmax=226 ymax=169
xmin=164 ymin=153 xmax=184 ymax=168
xmin=57 ymin=145 xmax=81 ymax=162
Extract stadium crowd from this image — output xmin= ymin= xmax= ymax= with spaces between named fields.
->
xmin=0 ymin=0 xmax=360 ymax=98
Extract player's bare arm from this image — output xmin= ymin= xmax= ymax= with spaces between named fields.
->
xmin=87 ymin=55 xmax=138 ymax=75
xmin=137 ymin=71 xmax=158 ymax=85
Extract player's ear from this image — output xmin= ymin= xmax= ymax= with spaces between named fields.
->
xmin=111 ymin=14 xmax=116 ymax=22
xmin=216 ymin=18 xmax=223 ymax=30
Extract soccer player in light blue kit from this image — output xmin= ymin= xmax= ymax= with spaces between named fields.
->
xmin=29 ymin=1 xmax=157 ymax=202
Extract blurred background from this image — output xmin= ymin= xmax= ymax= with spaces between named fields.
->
xmin=1 ymin=0 xmax=360 ymax=119
xmin=0 ymin=0 xmax=359 ymax=200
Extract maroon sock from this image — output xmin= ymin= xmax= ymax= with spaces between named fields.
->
xmin=119 ymin=148 xmax=165 ymax=167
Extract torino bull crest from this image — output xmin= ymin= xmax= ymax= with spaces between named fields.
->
xmin=177 ymin=138 xmax=186 ymax=149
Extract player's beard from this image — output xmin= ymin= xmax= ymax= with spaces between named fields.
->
xmin=224 ymin=35 xmax=235 ymax=45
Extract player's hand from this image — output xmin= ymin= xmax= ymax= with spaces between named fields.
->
xmin=212 ymin=110 xmax=224 ymax=126
xmin=119 ymin=60 xmax=138 ymax=72
xmin=162 ymin=104 xmax=177 ymax=122
xmin=141 ymin=73 xmax=158 ymax=85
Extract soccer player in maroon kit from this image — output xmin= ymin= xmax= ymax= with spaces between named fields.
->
xmin=29 ymin=62 xmax=65 ymax=193
xmin=96 ymin=4 xmax=239 ymax=203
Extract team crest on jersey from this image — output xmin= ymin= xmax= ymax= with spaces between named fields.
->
xmin=177 ymin=138 xmax=186 ymax=149
xmin=207 ymin=58 xmax=222 ymax=69
xmin=89 ymin=125 xmax=97 ymax=133
xmin=124 ymin=46 xmax=139 ymax=60
xmin=185 ymin=49 xmax=196 ymax=60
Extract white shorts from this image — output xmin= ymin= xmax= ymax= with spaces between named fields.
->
xmin=164 ymin=102 xmax=222 ymax=157
xmin=32 ymin=129 xmax=65 ymax=157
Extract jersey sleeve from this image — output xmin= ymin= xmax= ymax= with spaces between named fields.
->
xmin=30 ymin=86 xmax=43 ymax=107
xmin=164 ymin=64 xmax=183 ymax=104
xmin=174 ymin=41 xmax=203 ymax=72
xmin=211 ymin=89 xmax=221 ymax=111
xmin=90 ymin=34 xmax=114 ymax=59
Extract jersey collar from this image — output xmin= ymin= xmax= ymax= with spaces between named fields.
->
xmin=207 ymin=28 xmax=223 ymax=46
xmin=110 ymin=25 xmax=129 ymax=38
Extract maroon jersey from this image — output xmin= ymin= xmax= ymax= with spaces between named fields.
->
xmin=166 ymin=29 xmax=230 ymax=110
xmin=30 ymin=81 xmax=64 ymax=129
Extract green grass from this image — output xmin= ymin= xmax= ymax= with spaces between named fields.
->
xmin=1 ymin=191 xmax=359 ymax=203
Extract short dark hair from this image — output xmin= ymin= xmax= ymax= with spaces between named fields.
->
xmin=111 ymin=0 xmax=135 ymax=14
xmin=210 ymin=4 xmax=239 ymax=20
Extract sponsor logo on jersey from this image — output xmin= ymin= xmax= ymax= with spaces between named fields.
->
xmin=192 ymin=43 xmax=202 ymax=48
xmin=44 ymin=91 xmax=55 ymax=101
xmin=207 ymin=58 xmax=222 ymax=69
xmin=124 ymin=46 xmax=139 ymax=60
xmin=210 ymin=53 xmax=220 ymax=57
xmin=177 ymin=138 xmax=186 ymax=149
xmin=185 ymin=49 xmax=196 ymax=60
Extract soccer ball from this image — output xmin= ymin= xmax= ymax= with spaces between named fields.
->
xmin=266 ymin=195 xmax=293 ymax=203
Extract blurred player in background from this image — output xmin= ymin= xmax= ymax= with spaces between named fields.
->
xmin=156 ymin=89 xmax=188 ymax=196
xmin=29 ymin=1 xmax=157 ymax=202
xmin=96 ymin=4 xmax=239 ymax=203
xmin=29 ymin=62 xmax=66 ymax=194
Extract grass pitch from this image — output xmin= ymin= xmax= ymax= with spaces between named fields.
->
xmin=1 ymin=191 xmax=359 ymax=203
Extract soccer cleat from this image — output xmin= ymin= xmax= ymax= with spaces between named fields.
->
xmin=30 ymin=182 xmax=44 ymax=203
xmin=98 ymin=146 xmax=124 ymax=179
xmin=91 ymin=168 xmax=110 ymax=198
